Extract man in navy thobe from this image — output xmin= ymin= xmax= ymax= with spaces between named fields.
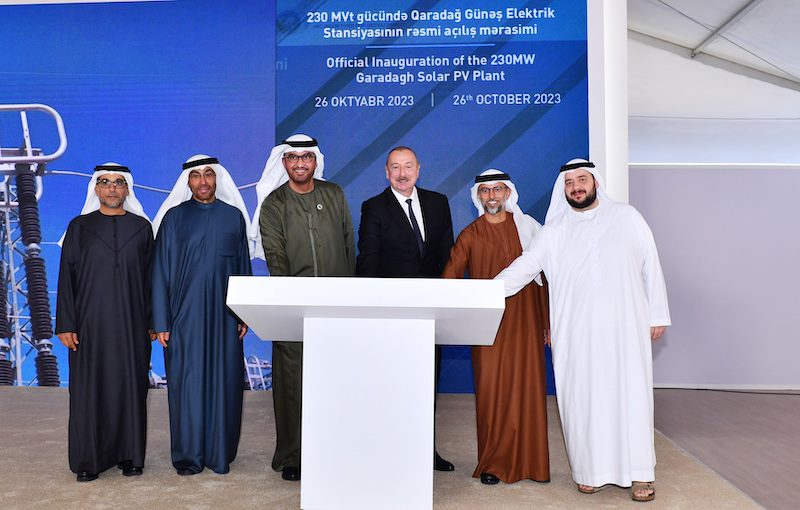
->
xmin=152 ymin=155 xmax=252 ymax=475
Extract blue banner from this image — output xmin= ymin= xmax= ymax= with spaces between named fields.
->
xmin=276 ymin=0 xmax=588 ymax=392
xmin=1 ymin=0 xmax=586 ymax=393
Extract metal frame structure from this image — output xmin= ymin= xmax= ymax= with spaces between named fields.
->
xmin=244 ymin=354 xmax=273 ymax=391
xmin=0 ymin=104 xmax=67 ymax=386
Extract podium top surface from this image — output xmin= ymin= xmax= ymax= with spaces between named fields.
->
xmin=226 ymin=276 xmax=505 ymax=346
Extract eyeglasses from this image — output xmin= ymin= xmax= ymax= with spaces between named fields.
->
xmin=477 ymin=185 xmax=508 ymax=195
xmin=283 ymin=153 xmax=316 ymax=163
xmin=96 ymin=178 xmax=128 ymax=189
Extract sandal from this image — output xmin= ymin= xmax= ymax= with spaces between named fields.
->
xmin=577 ymin=483 xmax=610 ymax=494
xmin=631 ymin=481 xmax=655 ymax=502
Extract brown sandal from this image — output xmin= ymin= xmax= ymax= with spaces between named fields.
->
xmin=577 ymin=483 xmax=611 ymax=494
xmin=631 ymin=481 xmax=655 ymax=502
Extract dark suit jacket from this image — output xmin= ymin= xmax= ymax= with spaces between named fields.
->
xmin=357 ymin=186 xmax=454 ymax=277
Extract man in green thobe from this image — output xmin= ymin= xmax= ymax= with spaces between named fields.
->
xmin=256 ymin=134 xmax=355 ymax=481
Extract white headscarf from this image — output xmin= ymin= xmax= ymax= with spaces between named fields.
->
xmin=152 ymin=154 xmax=254 ymax=257
xmin=57 ymin=162 xmax=150 ymax=247
xmin=471 ymin=169 xmax=542 ymax=250
xmin=544 ymin=158 xmax=612 ymax=225
xmin=249 ymin=134 xmax=325 ymax=260
xmin=471 ymin=168 xmax=543 ymax=285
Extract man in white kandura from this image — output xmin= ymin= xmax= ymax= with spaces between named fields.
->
xmin=495 ymin=159 xmax=670 ymax=502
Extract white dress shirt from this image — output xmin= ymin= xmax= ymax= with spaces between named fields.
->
xmin=390 ymin=186 xmax=426 ymax=241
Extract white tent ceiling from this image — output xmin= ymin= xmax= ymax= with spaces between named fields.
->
xmin=627 ymin=0 xmax=800 ymax=162
xmin=629 ymin=0 xmax=800 ymax=84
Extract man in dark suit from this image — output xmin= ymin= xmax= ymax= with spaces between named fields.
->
xmin=356 ymin=145 xmax=455 ymax=472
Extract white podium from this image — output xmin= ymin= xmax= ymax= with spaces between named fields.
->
xmin=227 ymin=276 xmax=504 ymax=510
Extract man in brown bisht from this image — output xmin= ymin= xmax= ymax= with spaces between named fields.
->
xmin=442 ymin=169 xmax=550 ymax=485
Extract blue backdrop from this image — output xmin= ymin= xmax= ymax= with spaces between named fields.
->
xmin=1 ymin=0 xmax=587 ymax=394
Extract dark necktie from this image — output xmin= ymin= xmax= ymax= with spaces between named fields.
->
xmin=406 ymin=198 xmax=425 ymax=256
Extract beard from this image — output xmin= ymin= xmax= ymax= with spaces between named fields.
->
xmin=566 ymin=187 xmax=597 ymax=209
xmin=99 ymin=196 xmax=125 ymax=209
xmin=482 ymin=202 xmax=504 ymax=216
xmin=288 ymin=166 xmax=314 ymax=186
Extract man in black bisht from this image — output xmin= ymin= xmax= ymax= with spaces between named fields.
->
xmin=56 ymin=163 xmax=154 ymax=482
